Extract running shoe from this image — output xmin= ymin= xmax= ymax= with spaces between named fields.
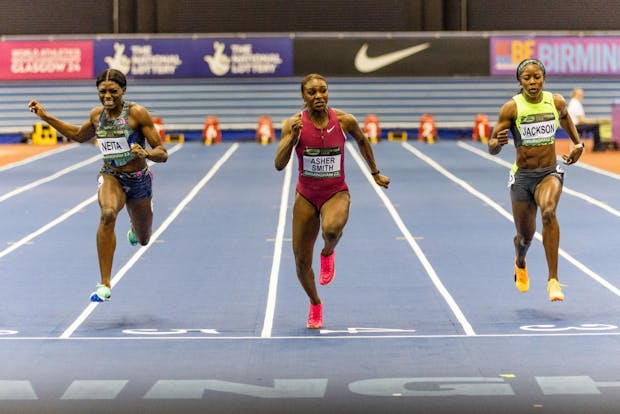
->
xmin=547 ymin=279 xmax=565 ymax=302
xmin=514 ymin=260 xmax=529 ymax=292
xmin=127 ymin=226 xmax=138 ymax=246
xmin=319 ymin=251 xmax=335 ymax=285
xmin=90 ymin=284 xmax=111 ymax=302
xmin=307 ymin=303 xmax=323 ymax=329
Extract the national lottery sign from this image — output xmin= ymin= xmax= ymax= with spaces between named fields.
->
xmin=94 ymin=37 xmax=293 ymax=78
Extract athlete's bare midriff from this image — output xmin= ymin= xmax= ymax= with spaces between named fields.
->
xmin=515 ymin=144 xmax=556 ymax=169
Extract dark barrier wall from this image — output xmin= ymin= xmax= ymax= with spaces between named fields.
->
xmin=0 ymin=1 xmax=114 ymax=34
xmin=0 ymin=0 xmax=439 ymax=34
xmin=467 ymin=0 xmax=619 ymax=31
xmin=159 ymin=0 xmax=431 ymax=33
xmin=2 ymin=0 xmax=620 ymax=35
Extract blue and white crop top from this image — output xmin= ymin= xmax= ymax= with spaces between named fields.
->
xmin=95 ymin=101 xmax=146 ymax=167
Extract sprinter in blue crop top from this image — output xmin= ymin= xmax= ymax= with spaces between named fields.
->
xmin=487 ymin=59 xmax=583 ymax=303
xmin=29 ymin=69 xmax=168 ymax=303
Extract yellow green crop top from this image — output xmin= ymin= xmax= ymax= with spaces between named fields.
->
xmin=509 ymin=91 xmax=558 ymax=147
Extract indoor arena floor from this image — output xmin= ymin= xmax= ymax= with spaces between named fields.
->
xmin=1 ymin=139 xmax=620 ymax=414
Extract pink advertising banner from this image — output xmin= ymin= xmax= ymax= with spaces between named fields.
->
xmin=491 ymin=36 xmax=620 ymax=76
xmin=0 ymin=41 xmax=93 ymax=80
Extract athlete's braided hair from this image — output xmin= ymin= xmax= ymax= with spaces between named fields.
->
xmin=96 ymin=69 xmax=127 ymax=89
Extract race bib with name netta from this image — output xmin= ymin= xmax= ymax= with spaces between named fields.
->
xmin=302 ymin=147 xmax=342 ymax=178
xmin=98 ymin=137 xmax=130 ymax=155
xmin=97 ymin=136 xmax=133 ymax=164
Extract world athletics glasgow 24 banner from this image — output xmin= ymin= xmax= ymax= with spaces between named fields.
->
xmin=0 ymin=40 xmax=93 ymax=80
xmin=491 ymin=36 xmax=620 ymax=76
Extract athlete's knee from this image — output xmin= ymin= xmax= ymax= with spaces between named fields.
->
xmin=540 ymin=207 xmax=557 ymax=226
xmin=322 ymin=221 xmax=344 ymax=242
xmin=322 ymin=229 xmax=341 ymax=243
xmin=295 ymin=256 xmax=313 ymax=275
xmin=137 ymin=233 xmax=151 ymax=246
xmin=99 ymin=207 xmax=119 ymax=226
xmin=514 ymin=233 xmax=532 ymax=248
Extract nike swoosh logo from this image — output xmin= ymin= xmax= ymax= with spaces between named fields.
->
xmin=354 ymin=43 xmax=430 ymax=73
xmin=326 ymin=126 xmax=335 ymax=133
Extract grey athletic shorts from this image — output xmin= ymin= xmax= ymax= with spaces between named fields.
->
xmin=508 ymin=164 xmax=564 ymax=202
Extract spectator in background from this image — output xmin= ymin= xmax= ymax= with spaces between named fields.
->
xmin=567 ymin=87 xmax=604 ymax=152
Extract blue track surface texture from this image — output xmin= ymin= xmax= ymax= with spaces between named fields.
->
xmin=1 ymin=140 xmax=620 ymax=413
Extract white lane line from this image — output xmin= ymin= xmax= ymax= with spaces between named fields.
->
xmin=6 ymin=331 xmax=620 ymax=340
xmin=0 ymin=144 xmax=184 ymax=260
xmin=457 ymin=141 xmax=620 ymax=218
xmin=0 ymin=143 xmax=79 ymax=172
xmin=346 ymin=142 xmax=476 ymax=337
xmin=573 ymin=159 xmax=620 ymax=180
xmin=261 ymin=157 xmax=293 ymax=338
xmin=404 ymin=141 xmax=620 ymax=297
xmin=0 ymin=154 xmax=101 ymax=203
xmin=0 ymin=195 xmax=97 ymax=260
xmin=59 ymin=143 xmax=239 ymax=339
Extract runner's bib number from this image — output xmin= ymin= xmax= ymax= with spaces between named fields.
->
xmin=519 ymin=117 xmax=556 ymax=146
xmin=302 ymin=147 xmax=342 ymax=178
xmin=98 ymin=137 xmax=131 ymax=156
xmin=97 ymin=137 xmax=135 ymax=165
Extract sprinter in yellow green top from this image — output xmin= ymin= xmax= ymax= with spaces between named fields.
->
xmin=488 ymin=58 xmax=584 ymax=302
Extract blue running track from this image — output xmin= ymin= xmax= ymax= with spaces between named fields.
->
xmin=1 ymin=140 xmax=620 ymax=414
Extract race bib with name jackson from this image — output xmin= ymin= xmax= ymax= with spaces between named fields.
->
xmin=518 ymin=113 xmax=556 ymax=146
xmin=302 ymin=147 xmax=342 ymax=178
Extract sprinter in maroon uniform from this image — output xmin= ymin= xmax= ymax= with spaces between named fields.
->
xmin=275 ymin=73 xmax=390 ymax=329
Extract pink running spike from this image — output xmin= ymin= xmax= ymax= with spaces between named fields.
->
xmin=319 ymin=251 xmax=335 ymax=285
xmin=307 ymin=303 xmax=323 ymax=329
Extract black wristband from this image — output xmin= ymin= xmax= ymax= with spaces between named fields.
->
xmin=371 ymin=170 xmax=380 ymax=176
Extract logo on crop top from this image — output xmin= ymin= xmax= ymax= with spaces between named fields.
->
xmin=520 ymin=113 xmax=555 ymax=124
xmin=354 ymin=43 xmax=431 ymax=73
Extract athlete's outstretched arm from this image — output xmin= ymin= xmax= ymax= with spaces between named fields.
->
xmin=554 ymin=93 xmax=583 ymax=165
xmin=488 ymin=100 xmax=515 ymax=155
xmin=275 ymin=113 xmax=301 ymax=170
xmin=339 ymin=111 xmax=390 ymax=189
xmin=28 ymin=100 xmax=95 ymax=143
xmin=128 ymin=103 xmax=168 ymax=163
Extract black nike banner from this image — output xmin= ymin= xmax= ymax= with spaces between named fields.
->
xmin=293 ymin=37 xmax=490 ymax=76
